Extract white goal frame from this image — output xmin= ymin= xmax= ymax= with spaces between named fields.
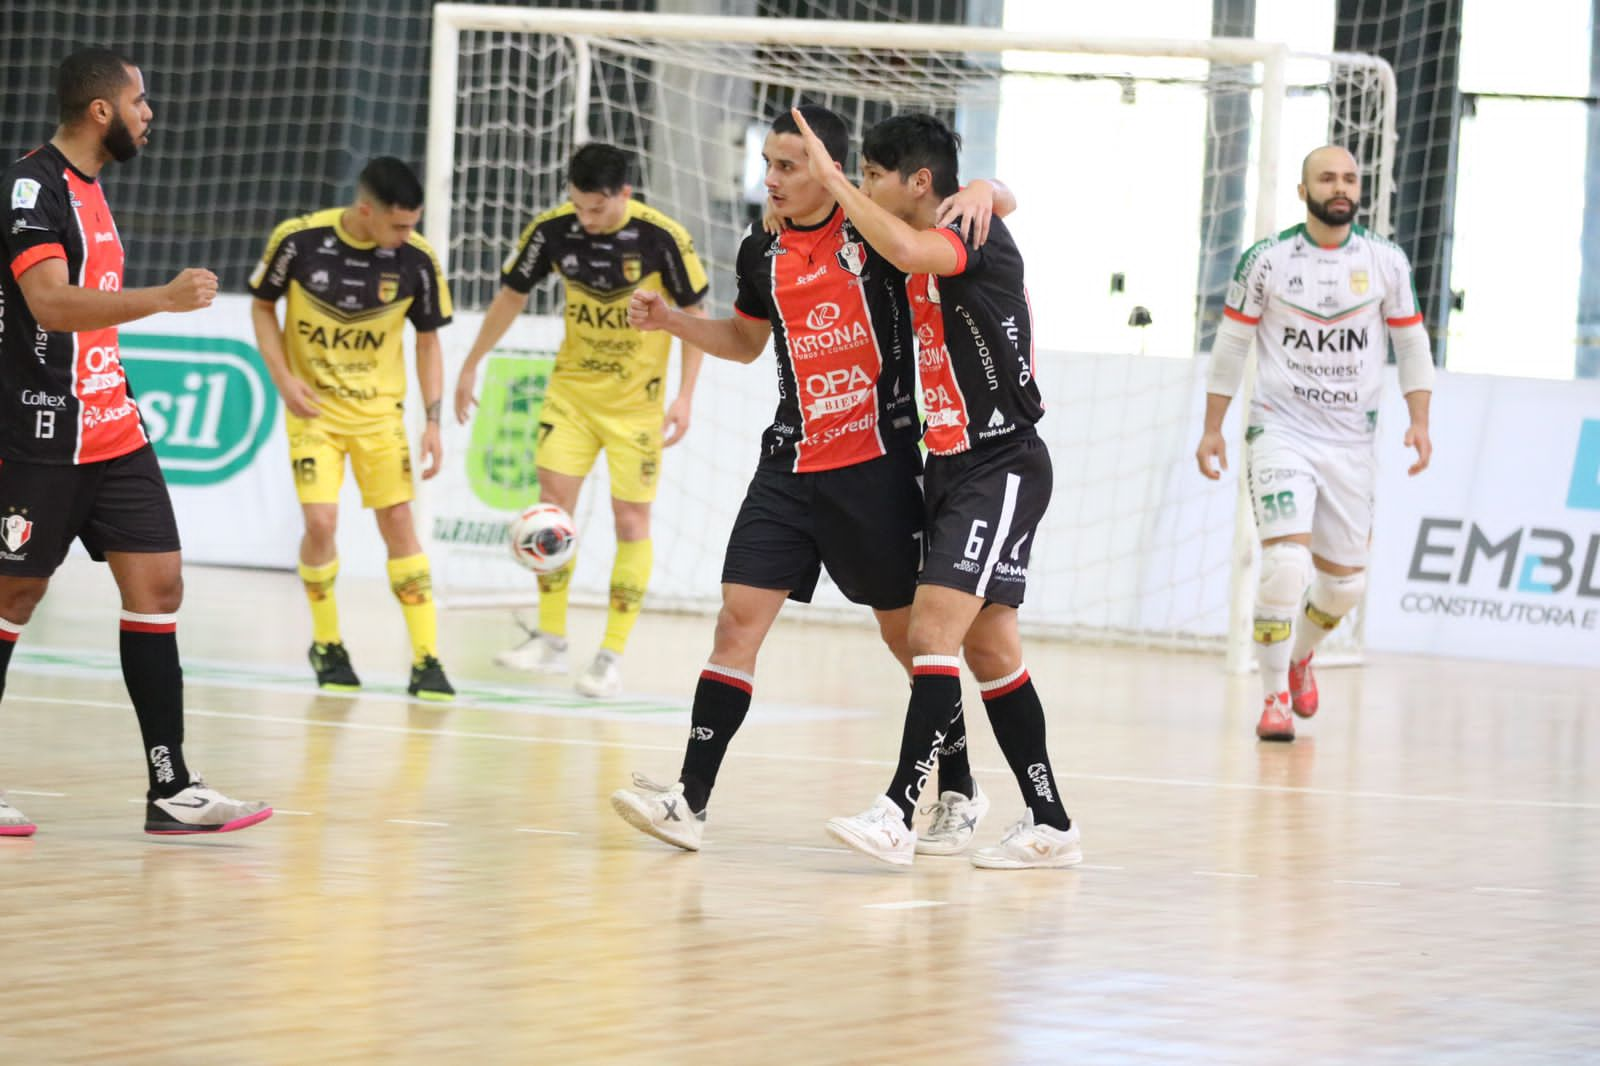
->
xmin=424 ymin=5 xmax=1398 ymax=671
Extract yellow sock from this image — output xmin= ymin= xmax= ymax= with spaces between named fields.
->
xmin=537 ymin=557 xmax=574 ymax=639
xmin=602 ymin=538 xmax=652 ymax=654
xmin=298 ymin=558 xmax=341 ymax=645
xmin=387 ymin=553 xmax=438 ymax=663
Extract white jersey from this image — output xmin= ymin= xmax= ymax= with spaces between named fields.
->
xmin=1224 ymin=223 xmax=1422 ymax=444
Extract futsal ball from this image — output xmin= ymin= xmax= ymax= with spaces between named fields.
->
xmin=507 ymin=502 xmax=578 ymax=573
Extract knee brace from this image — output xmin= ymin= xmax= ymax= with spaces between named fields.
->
xmin=1254 ymin=541 xmax=1313 ymax=645
xmin=1305 ymin=569 xmax=1366 ymax=630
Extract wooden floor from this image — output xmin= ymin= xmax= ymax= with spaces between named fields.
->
xmin=2 ymin=560 xmax=1597 ymax=1065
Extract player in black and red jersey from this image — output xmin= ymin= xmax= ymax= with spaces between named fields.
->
xmin=610 ymin=106 xmax=1012 ymax=851
xmin=791 ymin=111 xmax=1079 ymax=870
xmin=0 ymin=48 xmax=271 ymax=838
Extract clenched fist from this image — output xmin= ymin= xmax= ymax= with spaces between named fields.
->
xmin=164 ymin=268 xmax=218 ymax=313
xmin=628 ymin=288 xmax=671 ymax=332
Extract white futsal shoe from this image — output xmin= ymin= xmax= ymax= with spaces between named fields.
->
xmin=495 ymin=630 xmax=569 ymax=674
xmin=825 ymin=795 xmax=917 ymax=867
xmin=145 ymin=777 xmax=273 ymax=835
xmin=611 ymin=773 xmax=705 ymax=851
xmin=575 ymin=650 xmax=623 ymax=699
xmin=916 ymin=779 xmax=991 ymax=856
xmin=970 ymin=811 xmax=1082 ymax=870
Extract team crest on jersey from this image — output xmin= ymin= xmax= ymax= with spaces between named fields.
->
xmin=622 ymin=254 xmax=642 ymax=284
xmin=1349 ymin=269 xmax=1369 ymax=295
xmin=836 ymin=240 xmax=866 ymax=276
xmin=378 ymin=273 xmax=401 ymax=303
xmin=1 ymin=513 xmax=32 ymax=554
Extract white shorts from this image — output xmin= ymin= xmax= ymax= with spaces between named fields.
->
xmin=1245 ymin=427 xmax=1377 ymax=568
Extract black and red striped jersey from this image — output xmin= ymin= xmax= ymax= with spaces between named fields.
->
xmin=910 ymin=216 xmax=1041 ymax=456
xmin=733 ymin=207 xmax=918 ymax=473
xmin=0 ymin=144 xmax=147 ymax=465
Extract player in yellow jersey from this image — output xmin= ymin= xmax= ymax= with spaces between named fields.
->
xmin=455 ymin=144 xmax=709 ymax=698
xmin=249 ymin=157 xmax=456 ymax=701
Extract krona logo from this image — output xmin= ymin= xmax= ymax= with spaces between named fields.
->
xmin=121 ymin=333 xmax=279 ymax=486
xmin=805 ymin=302 xmax=842 ymax=331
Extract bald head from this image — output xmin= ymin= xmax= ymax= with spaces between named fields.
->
xmin=1299 ymin=145 xmax=1361 ymax=230
xmin=1301 ymin=145 xmax=1359 ymax=186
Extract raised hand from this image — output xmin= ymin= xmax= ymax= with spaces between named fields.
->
xmin=790 ymin=108 xmax=840 ymax=188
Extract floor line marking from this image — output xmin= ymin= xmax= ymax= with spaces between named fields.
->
xmin=1193 ymin=870 xmax=1258 ymax=879
xmin=863 ymin=900 xmax=947 ymax=910
xmin=1334 ymin=879 xmax=1401 ymax=887
xmin=6 ymin=789 xmax=67 ymax=798
xmin=788 ymin=845 xmax=851 ymax=855
xmin=15 ymin=692 xmax=1600 ymax=812
xmin=515 ymin=827 xmax=579 ymax=836
xmin=388 ymin=819 xmax=450 ymax=828
xmin=1472 ymin=886 xmax=1542 ymax=895
xmin=1077 ymin=864 xmax=1125 ymax=871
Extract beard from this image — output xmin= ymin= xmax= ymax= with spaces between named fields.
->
xmin=1306 ymin=192 xmax=1357 ymax=227
xmin=104 ymin=112 xmax=141 ymax=163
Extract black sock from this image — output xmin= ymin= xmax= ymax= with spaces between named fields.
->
xmin=119 ymin=614 xmax=191 ymax=799
xmin=885 ymin=658 xmax=964 ymax=826
xmin=936 ymin=700 xmax=973 ymax=799
xmin=677 ymin=665 xmax=753 ymax=813
xmin=982 ymin=669 xmax=1070 ymax=831
xmin=0 ymin=626 xmax=17 ymax=701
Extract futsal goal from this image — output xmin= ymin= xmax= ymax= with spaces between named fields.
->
xmin=422 ymin=5 xmax=1396 ymax=669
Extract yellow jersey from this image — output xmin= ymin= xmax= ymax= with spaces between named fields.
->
xmin=501 ymin=199 xmax=707 ymax=412
xmin=249 ymin=207 xmax=452 ymax=432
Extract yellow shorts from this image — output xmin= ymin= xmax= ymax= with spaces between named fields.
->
xmin=537 ymin=388 xmax=662 ymax=503
xmin=287 ymin=414 xmax=414 ymax=509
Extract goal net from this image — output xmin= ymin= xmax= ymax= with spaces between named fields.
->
xmin=425 ymin=6 xmax=1395 ymax=661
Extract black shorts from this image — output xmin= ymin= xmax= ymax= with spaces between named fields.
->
xmin=722 ymin=447 xmax=923 ymax=610
xmin=921 ymin=432 xmax=1051 ymax=606
xmin=0 ymin=445 xmax=181 ymax=578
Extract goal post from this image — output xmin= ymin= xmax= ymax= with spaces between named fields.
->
xmin=423 ymin=4 xmax=1397 ymax=662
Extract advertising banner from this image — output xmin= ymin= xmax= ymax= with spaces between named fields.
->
xmin=1366 ymin=372 xmax=1600 ymax=666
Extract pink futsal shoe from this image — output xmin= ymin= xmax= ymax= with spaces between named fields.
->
xmin=1289 ymin=653 xmax=1319 ymax=718
xmin=1256 ymin=692 xmax=1295 ymax=742
xmin=1 ymin=795 xmax=37 ymax=837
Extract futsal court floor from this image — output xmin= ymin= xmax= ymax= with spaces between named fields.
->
xmin=1 ymin=559 xmax=1596 ymax=1064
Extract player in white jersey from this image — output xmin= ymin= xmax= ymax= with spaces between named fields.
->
xmin=1196 ymin=145 xmax=1436 ymax=741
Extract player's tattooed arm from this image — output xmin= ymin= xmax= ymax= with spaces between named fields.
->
xmin=416 ymin=330 xmax=446 ymax=479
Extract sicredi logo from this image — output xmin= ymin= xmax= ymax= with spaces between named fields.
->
xmin=121 ymin=333 xmax=278 ymax=485
xmin=1405 ymin=419 xmax=1600 ymax=615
